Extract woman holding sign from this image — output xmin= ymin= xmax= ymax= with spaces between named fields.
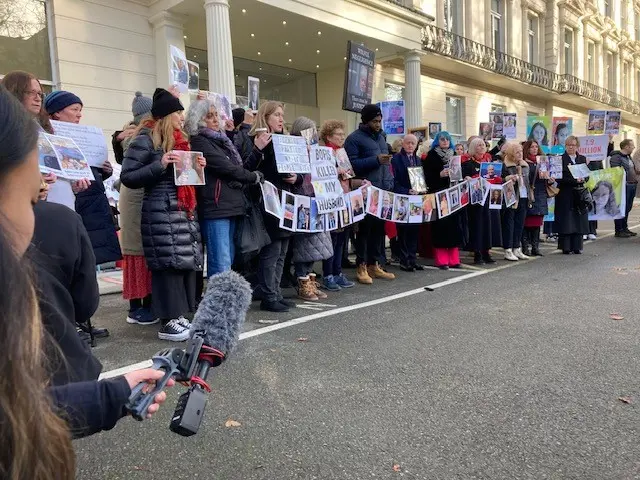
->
xmin=245 ymin=101 xmax=303 ymax=313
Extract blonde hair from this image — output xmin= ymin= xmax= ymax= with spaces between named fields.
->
xmin=135 ymin=115 xmax=187 ymax=153
xmin=319 ymin=119 xmax=346 ymax=144
xmin=565 ymin=135 xmax=580 ymax=147
xmin=503 ymin=141 xmax=523 ymax=163
xmin=468 ymin=137 xmax=486 ymax=157
xmin=249 ymin=101 xmax=286 ymax=136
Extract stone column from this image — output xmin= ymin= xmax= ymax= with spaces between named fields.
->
xmin=204 ymin=0 xmax=236 ymax=101
xmin=404 ymin=50 xmax=423 ymax=130
xmin=149 ymin=11 xmax=187 ymax=90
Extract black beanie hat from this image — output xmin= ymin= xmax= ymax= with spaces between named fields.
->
xmin=232 ymin=107 xmax=245 ymax=128
xmin=361 ymin=103 xmax=382 ymax=123
xmin=151 ymin=88 xmax=183 ymax=119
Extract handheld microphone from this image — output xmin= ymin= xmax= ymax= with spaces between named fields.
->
xmin=125 ymin=270 xmax=251 ymax=436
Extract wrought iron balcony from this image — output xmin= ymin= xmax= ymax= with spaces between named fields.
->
xmin=422 ymin=24 xmax=640 ymax=115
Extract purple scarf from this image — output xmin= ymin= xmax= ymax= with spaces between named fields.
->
xmin=198 ymin=127 xmax=243 ymax=165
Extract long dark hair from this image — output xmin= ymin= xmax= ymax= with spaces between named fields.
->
xmin=0 ymin=85 xmax=75 ymax=479
xmin=1 ymin=70 xmax=54 ymax=134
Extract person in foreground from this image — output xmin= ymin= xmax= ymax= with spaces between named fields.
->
xmin=0 ymin=85 xmax=171 ymax=478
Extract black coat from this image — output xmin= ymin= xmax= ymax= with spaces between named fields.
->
xmin=75 ymin=166 xmax=122 ymax=265
xmin=246 ymin=139 xmax=303 ymax=239
xmin=422 ymin=148 xmax=463 ymax=248
xmin=554 ymin=153 xmax=589 ymax=235
xmin=234 ymin=123 xmax=254 ymax=161
xmin=190 ymin=132 xmax=258 ymax=220
xmin=525 ymin=159 xmax=548 ymax=216
xmin=29 ymin=201 xmax=102 ymax=386
xmin=121 ymin=130 xmax=203 ymax=271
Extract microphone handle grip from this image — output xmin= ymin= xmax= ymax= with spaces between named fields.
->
xmin=126 ymin=355 xmax=180 ymax=421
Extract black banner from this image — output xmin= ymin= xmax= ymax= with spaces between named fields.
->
xmin=342 ymin=41 xmax=375 ymax=113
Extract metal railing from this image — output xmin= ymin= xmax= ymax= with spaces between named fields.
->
xmin=422 ymin=24 xmax=640 ymax=115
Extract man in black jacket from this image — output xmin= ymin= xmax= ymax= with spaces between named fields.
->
xmin=29 ymin=201 xmax=103 ymax=385
xmin=233 ymin=107 xmax=255 ymax=161
xmin=611 ymin=139 xmax=638 ymax=238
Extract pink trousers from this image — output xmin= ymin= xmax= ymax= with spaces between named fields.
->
xmin=433 ymin=247 xmax=460 ymax=267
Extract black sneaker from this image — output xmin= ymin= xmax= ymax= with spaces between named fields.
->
xmin=413 ymin=264 xmax=425 ymax=271
xmin=158 ymin=319 xmax=190 ymax=342
xmin=482 ymin=254 xmax=496 ymax=264
xmin=400 ymin=264 xmax=415 ymax=272
xmin=473 ymin=253 xmax=485 ymax=265
xmin=278 ymin=298 xmax=296 ymax=308
xmin=616 ymin=231 xmax=632 ymax=238
xmin=625 ymin=229 xmax=638 ymax=237
xmin=261 ymin=300 xmax=290 ymax=312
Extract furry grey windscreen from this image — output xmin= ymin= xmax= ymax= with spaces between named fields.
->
xmin=190 ymin=270 xmax=252 ymax=356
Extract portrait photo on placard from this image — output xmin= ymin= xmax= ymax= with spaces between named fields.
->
xmin=380 ymin=191 xmax=394 ymax=221
xmin=173 ymin=151 xmax=205 ymax=186
xmin=422 ymin=193 xmax=437 ymax=222
xmin=393 ymin=194 xmax=409 ymax=222
xmin=366 ymin=187 xmax=381 ymax=217
xmin=437 ymin=190 xmax=450 ymax=218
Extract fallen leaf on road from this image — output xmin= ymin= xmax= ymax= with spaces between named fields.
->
xmin=297 ymin=337 xmax=308 ymax=342
xmin=610 ymin=313 xmax=624 ymax=320
xmin=616 ymin=271 xmax=629 ymax=275
xmin=258 ymin=319 xmax=279 ymax=324
xmin=618 ymin=396 xmax=632 ymax=404
xmin=224 ymin=419 xmax=242 ymax=428
xmin=392 ymin=464 xmax=401 ymax=472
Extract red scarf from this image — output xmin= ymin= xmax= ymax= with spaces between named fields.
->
xmin=172 ymin=129 xmax=197 ymax=218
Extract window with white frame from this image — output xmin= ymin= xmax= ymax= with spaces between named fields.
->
xmin=587 ymin=42 xmax=595 ymax=83
xmin=564 ymin=28 xmax=574 ymax=75
xmin=623 ymin=61 xmax=631 ymax=97
xmin=527 ymin=15 xmax=538 ymax=65
xmin=446 ymin=95 xmax=464 ymax=143
xmin=491 ymin=0 xmax=504 ymax=52
xmin=384 ymin=82 xmax=405 ymax=101
xmin=604 ymin=0 xmax=612 ymax=18
xmin=606 ymin=52 xmax=615 ymax=90
xmin=490 ymin=104 xmax=505 ymax=112
xmin=444 ymin=0 xmax=463 ymax=35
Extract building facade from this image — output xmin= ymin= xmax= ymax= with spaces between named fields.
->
xmin=3 ymin=0 xmax=640 ymax=151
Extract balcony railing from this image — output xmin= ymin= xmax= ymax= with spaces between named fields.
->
xmin=422 ymin=24 xmax=640 ymax=115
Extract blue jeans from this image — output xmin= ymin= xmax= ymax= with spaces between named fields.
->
xmin=201 ymin=218 xmax=236 ymax=277
xmin=323 ymin=230 xmax=346 ymax=277
xmin=614 ymin=184 xmax=637 ymax=232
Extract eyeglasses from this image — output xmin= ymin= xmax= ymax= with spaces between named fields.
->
xmin=25 ymin=90 xmax=44 ymax=100
xmin=565 ymin=143 xmax=578 ymax=147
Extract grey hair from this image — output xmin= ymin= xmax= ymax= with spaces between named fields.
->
xmin=290 ymin=116 xmax=316 ymax=137
xmin=184 ymin=99 xmax=216 ymax=136
xmin=468 ymin=137 xmax=486 ymax=156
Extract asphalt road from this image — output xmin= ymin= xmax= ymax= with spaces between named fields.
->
xmin=75 ymin=219 xmax=640 ymax=479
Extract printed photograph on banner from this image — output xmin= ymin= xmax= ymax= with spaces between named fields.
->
xmin=326 ymin=211 xmax=339 ymax=231
xmin=527 ymin=116 xmax=551 ymax=153
xmin=480 ymin=161 xmax=502 ymax=180
xmin=260 ymin=181 xmax=282 ymax=218
xmin=586 ymin=167 xmax=626 ymax=220
xmin=335 ymin=148 xmax=355 ymax=179
xmin=503 ymin=113 xmax=517 ymax=139
xmin=480 ymin=178 xmax=491 ymax=206
xmin=408 ymin=195 xmax=423 ymax=223
xmin=449 ymin=185 xmax=461 ymax=212
xmin=349 ymin=190 xmax=366 ymax=222
xmin=272 ymin=134 xmax=310 ymax=173
xmin=37 ymin=133 xmax=63 ymax=175
xmin=207 ymin=92 xmax=233 ymax=123
xmin=536 ymin=156 xmax=549 ymax=177
xmin=479 ymin=122 xmax=494 ymax=142
xmin=50 ymin=121 xmax=109 ymax=168
xmin=469 ymin=178 xmax=483 ymax=204
xmin=173 ymin=151 xmax=205 ymax=186
xmin=449 ymin=156 xmax=462 ymax=182
xmin=551 ymin=117 xmax=572 ymax=150
xmin=380 ymin=100 xmax=405 ymax=135
xmin=366 ymin=187 xmax=381 ymax=217
xmin=605 ymin=111 xmax=621 ymax=134
xmin=295 ymin=195 xmax=311 ymax=232
xmin=459 ymin=181 xmax=470 ymax=207
xmin=169 ymin=45 xmax=189 ymax=93
xmin=45 ymin=134 xmax=94 ymax=181
xmin=343 ymin=41 xmax=375 ymax=112
xmin=568 ymin=163 xmax=591 ymax=179
xmin=428 ymin=122 xmax=441 ymax=140
xmin=549 ymin=156 xmax=563 ymax=179
xmin=301 ymin=127 xmax=319 ymax=146
xmin=577 ymin=134 xmax=608 ymax=164
xmin=339 ymin=205 xmax=352 ymax=228
xmin=422 ymin=194 xmax=437 ymax=222
xmin=502 ymin=180 xmax=517 ymax=207
xmin=393 ymin=195 xmax=409 ymax=223
xmin=489 ymin=185 xmax=503 ymax=209
xmin=408 ymin=166 xmax=427 ymax=193
xmin=491 ymin=113 xmax=504 ymax=139
xmin=409 ymin=126 xmax=428 ymax=144
xmin=247 ymin=76 xmax=260 ymax=110
xmin=310 ymin=200 xmax=325 ymax=232
xmin=437 ymin=190 xmax=451 ymax=218
xmin=234 ymin=96 xmax=249 ymax=110
xmin=544 ymin=197 xmax=555 ymax=222
xmin=280 ymin=191 xmax=296 ymax=231
xmin=187 ymin=60 xmax=200 ymax=91
xmin=587 ymin=110 xmax=606 ymax=135
xmin=380 ymin=191 xmax=394 ymax=221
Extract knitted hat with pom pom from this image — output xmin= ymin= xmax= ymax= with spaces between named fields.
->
xmin=131 ymin=91 xmax=153 ymax=123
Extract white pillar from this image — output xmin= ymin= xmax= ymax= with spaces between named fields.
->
xmin=204 ymin=0 xmax=236 ymax=102
xmin=404 ymin=51 xmax=423 ymax=130
xmin=149 ymin=11 xmax=187 ymax=91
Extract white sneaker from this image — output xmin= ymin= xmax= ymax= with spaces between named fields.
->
xmin=588 ymin=234 xmax=597 ymax=240
xmin=582 ymin=235 xmax=588 ymax=240
xmin=513 ymin=247 xmax=529 ymax=260
xmin=504 ymin=249 xmax=518 ymax=261
xmin=158 ymin=319 xmax=190 ymax=342
xmin=176 ymin=315 xmax=191 ymax=329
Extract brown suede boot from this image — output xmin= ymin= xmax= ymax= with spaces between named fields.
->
xmin=368 ymin=263 xmax=395 ymax=280
xmin=297 ymin=276 xmax=318 ymax=301
xmin=308 ymin=273 xmax=328 ymax=299
xmin=356 ymin=264 xmax=373 ymax=285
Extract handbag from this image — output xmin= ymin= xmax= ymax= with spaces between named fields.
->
xmin=546 ymin=183 xmax=560 ymax=198
xmin=235 ymin=189 xmax=271 ymax=258
xmin=574 ymin=186 xmax=593 ymax=214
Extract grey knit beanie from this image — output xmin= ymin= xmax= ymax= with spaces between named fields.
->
xmin=132 ymin=91 xmax=152 ymax=123
xmin=290 ymin=116 xmax=316 ymax=137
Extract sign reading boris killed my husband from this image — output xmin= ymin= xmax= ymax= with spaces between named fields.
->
xmin=310 ymin=146 xmax=346 ymax=213
xmin=272 ymin=134 xmax=310 ymax=173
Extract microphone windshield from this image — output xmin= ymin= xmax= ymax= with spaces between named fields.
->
xmin=189 ymin=270 xmax=251 ymax=357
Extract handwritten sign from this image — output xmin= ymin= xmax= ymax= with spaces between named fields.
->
xmin=272 ymin=134 xmax=310 ymax=173
xmin=310 ymin=146 xmax=345 ymax=213
xmin=577 ymin=134 xmax=608 ymax=164
xmin=51 ymin=120 xmax=108 ymax=168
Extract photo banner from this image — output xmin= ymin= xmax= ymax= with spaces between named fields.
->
xmin=585 ymin=167 xmax=626 ymax=221
xmin=187 ymin=60 xmax=200 ymax=92
xmin=272 ymin=134 xmax=310 ymax=173
xmin=490 ymin=113 xmax=504 ymax=139
xmin=379 ymin=100 xmax=405 ymax=135
xmin=342 ymin=41 xmax=375 ymax=113
xmin=527 ymin=116 xmax=552 ymax=153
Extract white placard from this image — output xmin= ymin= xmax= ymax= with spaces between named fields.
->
xmin=272 ymin=134 xmax=310 ymax=173
xmin=51 ymin=120 xmax=108 ymax=168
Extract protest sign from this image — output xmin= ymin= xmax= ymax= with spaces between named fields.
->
xmin=587 ymin=110 xmax=606 ymax=135
xmin=309 ymin=200 xmax=325 ymax=232
xmin=527 ymin=116 xmax=552 ymax=153
xmin=261 ymin=181 xmax=282 ymax=218
xmin=207 ymin=92 xmax=233 ymax=122
xmin=38 ymin=132 xmax=64 ymax=175
xmin=449 ymin=156 xmax=462 ymax=182
xmin=550 ymin=117 xmax=572 ymax=155
xmin=343 ymin=41 xmax=375 ymax=112
xmin=294 ymin=195 xmax=312 ymax=232
xmin=169 ymin=45 xmax=189 ymax=93
xmin=489 ymin=184 xmax=503 ymax=209
xmin=335 ymin=148 xmax=355 ymax=179
xmin=586 ymin=167 xmax=626 ymax=220
xmin=310 ymin=146 xmax=345 ymax=213
xmin=428 ymin=122 xmax=441 ymax=140
xmin=422 ymin=194 xmax=437 ymax=222
xmin=272 ymin=134 xmax=310 ymax=173
xmin=549 ymin=156 xmax=563 ymax=179
xmin=280 ymin=191 xmax=296 ymax=231
xmin=408 ymin=166 xmax=427 ymax=193
xmin=247 ymin=76 xmax=260 ymax=110
xmin=577 ymin=134 xmax=608 ymax=164
xmin=605 ymin=111 xmax=621 ymax=134
xmin=349 ymin=190 xmax=366 ymax=222
xmin=393 ymin=194 xmax=410 ymax=222
xmin=437 ymin=190 xmax=451 ymax=218
xmin=408 ymin=195 xmax=424 ymax=223
xmin=479 ymin=122 xmax=494 ymax=141
xmin=568 ymin=163 xmax=591 ymax=180
xmin=187 ymin=60 xmax=199 ymax=92
xmin=173 ymin=151 xmax=205 ymax=186
xmin=503 ymin=113 xmax=517 ymax=139
xmin=45 ymin=133 xmax=94 ymax=181
xmin=380 ymin=100 xmax=405 ymax=135
xmin=490 ymin=113 xmax=504 ymax=139
xmin=51 ymin=121 xmax=108 ymax=168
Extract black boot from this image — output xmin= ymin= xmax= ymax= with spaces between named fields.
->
xmin=521 ymin=228 xmax=531 ymax=257
xmin=473 ymin=251 xmax=485 ymax=265
xmin=531 ymin=227 xmax=543 ymax=256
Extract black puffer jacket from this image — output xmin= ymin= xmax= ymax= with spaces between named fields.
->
xmin=121 ymin=130 xmax=203 ymax=272
xmin=189 ymin=130 xmax=258 ymax=220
